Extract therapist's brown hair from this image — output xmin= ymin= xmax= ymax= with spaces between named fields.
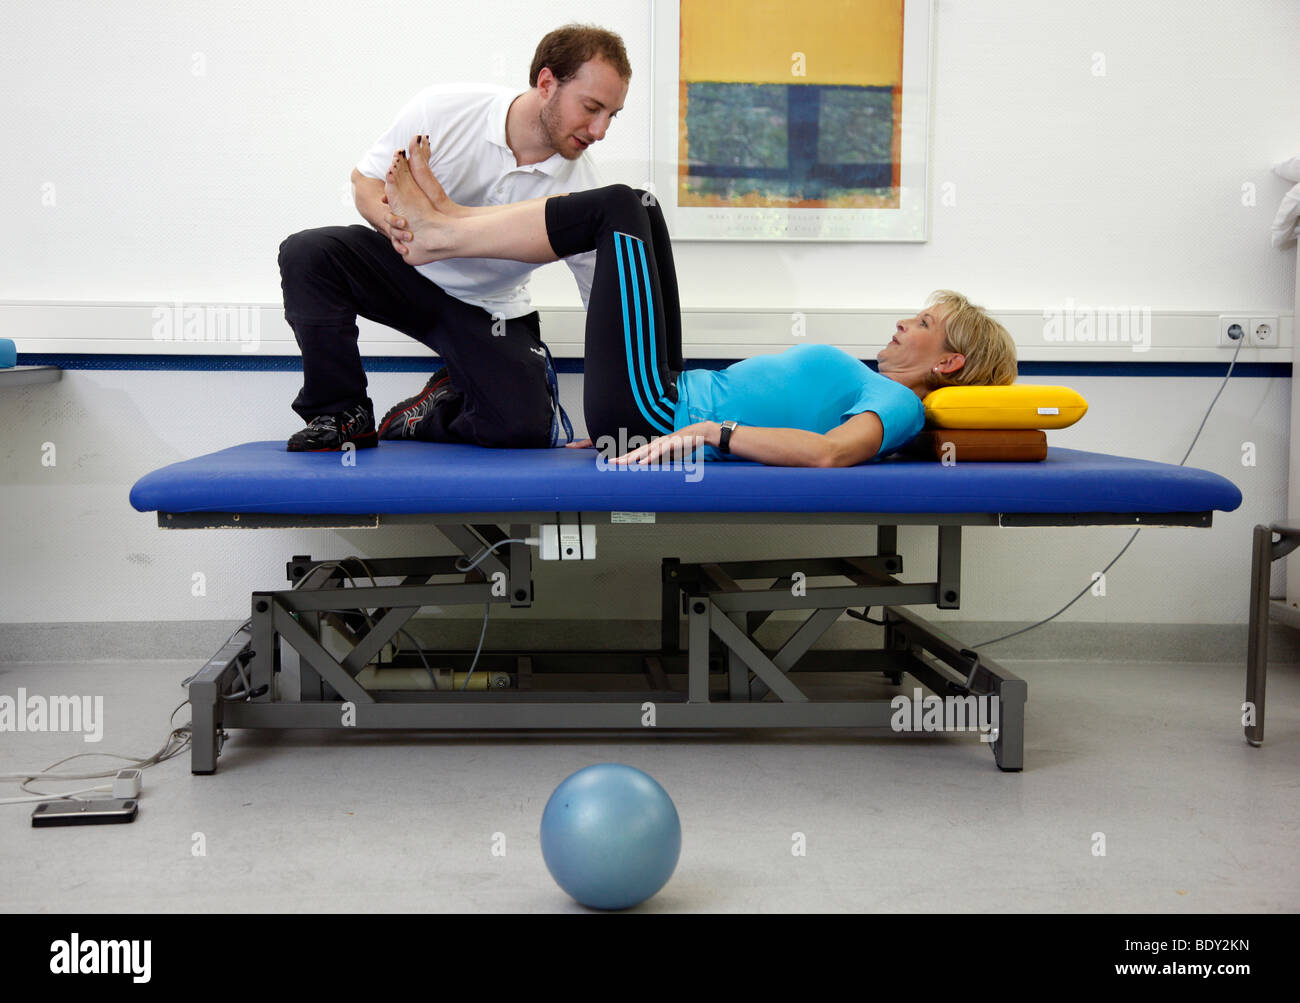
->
xmin=530 ymin=24 xmax=632 ymax=86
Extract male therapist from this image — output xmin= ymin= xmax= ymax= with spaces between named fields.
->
xmin=278 ymin=24 xmax=630 ymax=450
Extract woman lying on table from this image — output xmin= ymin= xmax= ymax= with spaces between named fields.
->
xmin=383 ymin=138 xmax=1017 ymax=467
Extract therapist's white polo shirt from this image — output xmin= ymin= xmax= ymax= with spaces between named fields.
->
xmin=356 ymin=83 xmax=600 ymax=320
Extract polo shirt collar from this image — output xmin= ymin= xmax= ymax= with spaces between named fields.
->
xmin=489 ymin=89 xmax=573 ymax=177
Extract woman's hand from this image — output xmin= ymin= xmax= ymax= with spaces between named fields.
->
xmin=609 ymin=423 xmax=715 ymax=465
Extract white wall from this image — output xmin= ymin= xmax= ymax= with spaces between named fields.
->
xmin=1 ymin=0 xmax=1297 ymax=627
xmin=1 ymin=0 xmax=1295 ymax=310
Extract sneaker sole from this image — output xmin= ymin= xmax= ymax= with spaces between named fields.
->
xmin=287 ymin=432 xmax=380 ymax=452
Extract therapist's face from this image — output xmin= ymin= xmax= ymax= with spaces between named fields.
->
xmin=877 ymin=306 xmax=953 ymax=374
xmin=538 ymin=58 xmax=628 ymax=160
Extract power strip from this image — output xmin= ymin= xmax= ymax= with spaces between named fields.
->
xmin=539 ymin=521 xmax=597 ymax=560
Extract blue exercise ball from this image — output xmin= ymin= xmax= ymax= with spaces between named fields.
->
xmin=540 ymin=763 xmax=681 ymax=910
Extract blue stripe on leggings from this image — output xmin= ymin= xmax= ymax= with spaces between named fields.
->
xmin=613 ymin=234 xmax=646 ymax=428
xmin=635 ymin=238 xmax=674 ymax=419
xmin=621 ymin=235 xmax=655 ymax=426
xmin=614 ymin=233 xmax=672 ymax=434
xmin=613 ymin=234 xmax=672 ymax=435
xmin=623 ymin=234 xmax=672 ymax=426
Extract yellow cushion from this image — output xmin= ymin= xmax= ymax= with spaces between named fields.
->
xmin=922 ymin=384 xmax=1089 ymax=430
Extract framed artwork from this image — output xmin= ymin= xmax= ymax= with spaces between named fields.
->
xmin=651 ymin=0 xmax=934 ymax=241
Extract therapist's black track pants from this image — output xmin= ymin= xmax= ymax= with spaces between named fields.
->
xmin=545 ymin=185 xmax=685 ymax=449
xmin=277 ymin=224 xmax=553 ymax=448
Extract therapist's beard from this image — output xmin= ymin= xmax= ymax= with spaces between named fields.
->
xmin=539 ymin=99 xmax=579 ymax=161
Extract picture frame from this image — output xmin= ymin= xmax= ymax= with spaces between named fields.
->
xmin=650 ymin=0 xmax=935 ymax=241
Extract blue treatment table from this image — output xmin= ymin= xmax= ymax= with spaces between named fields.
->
xmin=130 ymin=442 xmax=1243 ymax=773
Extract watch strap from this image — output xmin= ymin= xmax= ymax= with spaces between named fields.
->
xmin=718 ymin=420 xmax=738 ymax=454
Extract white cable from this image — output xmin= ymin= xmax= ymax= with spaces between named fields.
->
xmin=451 ymin=536 xmax=530 ymax=688
xmin=0 ymin=784 xmax=112 ymax=806
xmin=1 ymin=701 xmax=190 ymax=786
xmin=6 ymin=542 xmax=535 ymax=794
xmin=460 ymin=602 xmax=493 ymax=691
xmin=455 ymin=537 xmax=539 ymax=572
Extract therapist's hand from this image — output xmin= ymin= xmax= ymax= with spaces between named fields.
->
xmin=380 ymin=194 xmax=413 ymax=252
xmin=353 ymin=170 xmax=411 ymax=254
xmin=564 ymin=438 xmax=594 ymax=449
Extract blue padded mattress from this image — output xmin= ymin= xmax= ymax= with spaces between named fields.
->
xmin=128 ymin=442 xmax=1242 ymax=516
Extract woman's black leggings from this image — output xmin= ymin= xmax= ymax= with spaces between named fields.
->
xmin=544 ymin=185 xmax=684 ymax=450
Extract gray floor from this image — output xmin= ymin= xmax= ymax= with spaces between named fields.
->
xmin=1 ymin=656 xmax=1297 ymax=913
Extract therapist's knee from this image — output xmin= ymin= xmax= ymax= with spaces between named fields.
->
xmin=277 ymin=227 xmax=351 ymax=286
xmin=279 ymin=229 xmax=321 ymax=276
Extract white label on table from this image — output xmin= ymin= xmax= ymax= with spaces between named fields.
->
xmin=611 ymin=512 xmax=656 ymax=524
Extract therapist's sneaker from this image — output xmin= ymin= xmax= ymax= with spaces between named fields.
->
xmin=379 ymin=369 xmax=453 ymax=440
xmin=286 ymin=400 xmax=378 ymax=451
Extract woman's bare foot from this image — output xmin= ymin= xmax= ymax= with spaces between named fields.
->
xmin=384 ymin=151 xmax=457 ymax=265
xmin=407 ymin=135 xmax=467 ymax=218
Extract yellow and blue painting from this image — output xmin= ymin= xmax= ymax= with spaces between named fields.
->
xmin=679 ymin=0 xmax=903 ymax=209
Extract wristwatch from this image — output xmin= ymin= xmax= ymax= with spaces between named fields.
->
xmin=718 ymin=420 xmax=739 ymax=454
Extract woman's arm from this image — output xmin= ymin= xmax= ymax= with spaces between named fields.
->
xmin=611 ymin=411 xmax=886 ymax=468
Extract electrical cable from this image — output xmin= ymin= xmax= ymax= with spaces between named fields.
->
xmin=449 ymin=537 xmax=527 ymax=688
xmin=264 ymin=547 xmax=513 ymax=693
xmin=0 ymin=785 xmax=114 ymax=806
xmin=972 ymin=331 xmax=1245 ymax=649
xmin=461 ymin=602 xmax=492 ymax=691
xmin=2 ymin=701 xmax=192 ymax=807
xmin=396 ymin=627 xmax=438 ymax=690
xmin=7 ymin=540 xmax=525 ymax=804
xmin=455 ymin=538 xmax=536 ymax=572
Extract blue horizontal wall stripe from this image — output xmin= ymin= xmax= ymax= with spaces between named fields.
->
xmin=12 ymin=354 xmax=1291 ymax=379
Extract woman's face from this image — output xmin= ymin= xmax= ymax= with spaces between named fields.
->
xmin=876 ymin=306 xmax=952 ymax=376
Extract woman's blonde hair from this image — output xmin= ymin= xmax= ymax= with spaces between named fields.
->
xmin=926 ymin=290 xmax=1018 ymax=391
